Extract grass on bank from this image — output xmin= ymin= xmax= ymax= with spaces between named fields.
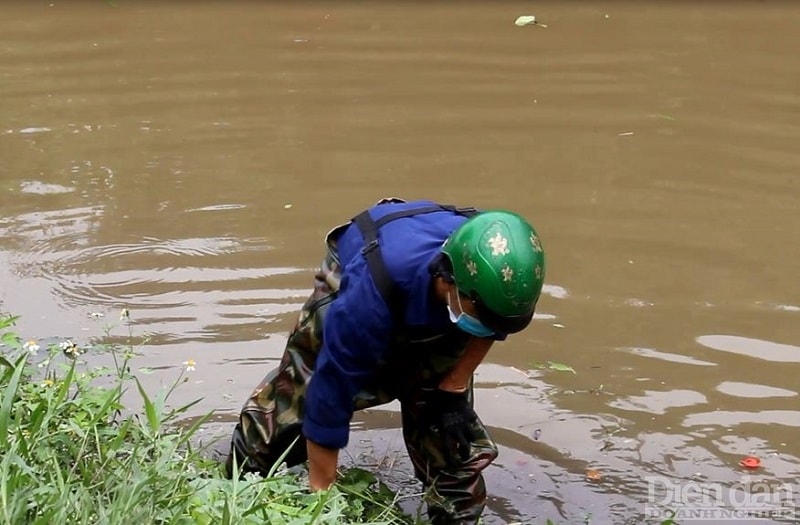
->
xmin=0 ymin=313 xmax=416 ymax=525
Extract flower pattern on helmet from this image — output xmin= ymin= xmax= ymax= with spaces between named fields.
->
xmin=488 ymin=232 xmax=510 ymax=257
xmin=530 ymin=232 xmax=542 ymax=253
xmin=501 ymin=264 xmax=514 ymax=282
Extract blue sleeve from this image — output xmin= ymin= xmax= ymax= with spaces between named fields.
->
xmin=302 ymin=256 xmax=394 ymax=449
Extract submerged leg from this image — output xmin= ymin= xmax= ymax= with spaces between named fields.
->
xmin=225 ymin=255 xmax=339 ymax=478
xmin=400 ymin=389 xmax=499 ymax=525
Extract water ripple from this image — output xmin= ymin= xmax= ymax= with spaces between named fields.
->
xmin=1 ymin=206 xmax=304 ymax=329
xmin=620 ymin=347 xmax=717 ymax=367
xmin=608 ymin=389 xmax=708 ymax=415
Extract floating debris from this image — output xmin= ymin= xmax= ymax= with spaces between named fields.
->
xmin=532 ymin=361 xmax=576 ymax=373
xmin=739 ymin=456 xmax=761 ymax=469
xmin=776 ymin=304 xmax=800 ymax=312
xmin=548 ymin=361 xmax=576 ymax=373
xmin=19 ymin=127 xmax=51 ymax=134
xmin=542 ymin=284 xmax=569 ymax=299
xmin=650 ymin=113 xmax=676 ymax=121
xmin=514 ymin=15 xmax=537 ymax=26
xmin=514 ymin=15 xmax=547 ymax=28
xmin=20 ymin=181 xmax=75 ymax=195
xmin=586 ymin=469 xmax=602 ymax=482
xmin=510 ymin=366 xmax=532 ymax=379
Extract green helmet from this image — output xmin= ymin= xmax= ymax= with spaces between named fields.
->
xmin=441 ymin=210 xmax=545 ymax=334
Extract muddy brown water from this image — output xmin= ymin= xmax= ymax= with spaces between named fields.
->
xmin=2 ymin=2 xmax=799 ymax=523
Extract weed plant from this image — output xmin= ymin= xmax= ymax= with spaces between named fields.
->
xmin=0 ymin=313 xmax=414 ymax=525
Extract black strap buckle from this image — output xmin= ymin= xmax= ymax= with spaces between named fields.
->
xmin=361 ymin=239 xmax=379 ymax=255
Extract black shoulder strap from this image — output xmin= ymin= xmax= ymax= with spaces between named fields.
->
xmin=351 ymin=203 xmax=479 ymax=311
xmin=352 ymin=210 xmax=398 ymax=307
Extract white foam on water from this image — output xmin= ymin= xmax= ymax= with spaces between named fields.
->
xmin=542 ymin=284 xmax=568 ymax=299
xmin=19 ymin=181 xmax=75 ymax=195
xmin=776 ymin=304 xmax=800 ymax=312
xmin=19 ymin=127 xmax=51 ymax=134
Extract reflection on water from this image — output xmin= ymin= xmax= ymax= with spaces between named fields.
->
xmin=715 ymin=381 xmax=797 ymax=399
xmin=2 ymin=2 xmax=800 ymax=523
xmin=620 ymin=346 xmax=717 ymax=367
xmin=696 ymin=334 xmax=800 ymax=363
xmin=609 ymin=389 xmax=708 ymax=416
xmin=683 ymin=410 xmax=800 ymax=429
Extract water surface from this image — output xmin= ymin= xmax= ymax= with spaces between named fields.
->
xmin=2 ymin=2 xmax=799 ymax=523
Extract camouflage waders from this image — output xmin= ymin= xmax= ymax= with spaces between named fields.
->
xmin=227 ymin=228 xmax=499 ymax=525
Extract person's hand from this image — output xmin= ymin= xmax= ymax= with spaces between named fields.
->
xmin=306 ymin=439 xmax=339 ymax=491
xmin=417 ymin=388 xmax=479 ymax=463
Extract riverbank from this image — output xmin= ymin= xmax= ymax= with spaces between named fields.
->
xmin=0 ymin=313 xmax=415 ymax=525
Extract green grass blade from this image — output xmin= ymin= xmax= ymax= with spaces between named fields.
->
xmin=134 ymin=376 xmax=160 ymax=434
xmin=0 ymin=354 xmax=27 ymax=446
xmin=109 ymin=418 xmax=133 ymax=450
xmin=267 ymin=434 xmax=300 ymax=477
xmin=222 ymin=499 xmax=231 ymax=525
xmin=174 ymin=410 xmax=212 ymax=448
xmin=0 ymin=314 xmax=19 ymax=331
xmin=54 ymin=361 xmax=76 ymax=406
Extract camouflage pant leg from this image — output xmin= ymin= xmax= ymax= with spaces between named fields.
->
xmin=225 ymin=253 xmax=341 ymax=477
xmin=401 ymin=385 xmax=499 ymax=525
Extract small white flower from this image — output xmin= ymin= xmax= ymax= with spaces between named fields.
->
xmin=120 ymin=308 xmax=130 ymax=321
xmin=60 ymin=340 xmax=79 ymax=356
xmin=23 ymin=340 xmax=40 ymax=355
xmin=183 ymin=359 xmax=196 ymax=372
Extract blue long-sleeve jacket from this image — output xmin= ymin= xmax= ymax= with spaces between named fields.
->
xmin=302 ymin=200 xmax=482 ymax=449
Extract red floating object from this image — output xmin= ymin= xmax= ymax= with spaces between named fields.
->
xmin=739 ymin=456 xmax=761 ymax=469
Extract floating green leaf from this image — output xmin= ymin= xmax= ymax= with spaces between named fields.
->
xmin=650 ymin=113 xmax=676 ymax=121
xmin=548 ymin=361 xmax=576 ymax=373
xmin=532 ymin=361 xmax=576 ymax=374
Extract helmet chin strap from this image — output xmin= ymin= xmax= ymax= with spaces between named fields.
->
xmin=446 ymin=284 xmax=459 ymax=313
